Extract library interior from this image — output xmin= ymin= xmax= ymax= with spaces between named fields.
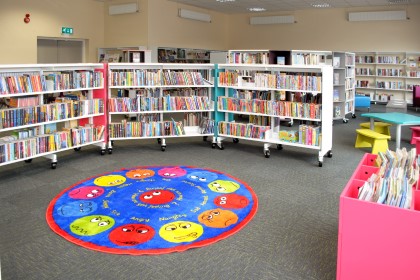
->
xmin=1 ymin=0 xmax=420 ymax=279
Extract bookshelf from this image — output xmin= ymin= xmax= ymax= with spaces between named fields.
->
xmin=215 ymin=63 xmax=333 ymax=166
xmin=355 ymin=51 xmax=420 ymax=104
xmin=0 ymin=63 xmax=107 ymax=169
xmin=98 ymin=47 xmax=152 ymax=63
xmin=227 ymin=49 xmax=291 ymax=65
xmin=290 ymin=50 xmax=333 ymax=66
xmin=333 ymin=52 xmax=356 ymax=123
xmin=337 ymin=152 xmax=420 ymax=280
xmin=157 ymin=47 xmax=210 ymax=63
xmin=107 ymin=63 xmax=216 ymax=152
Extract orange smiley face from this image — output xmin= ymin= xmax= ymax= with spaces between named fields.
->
xmin=126 ymin=169 xmax=155 ymax=180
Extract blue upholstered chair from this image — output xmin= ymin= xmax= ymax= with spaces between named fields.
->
xmin=355 ymin=94 xmax=371 ymax=111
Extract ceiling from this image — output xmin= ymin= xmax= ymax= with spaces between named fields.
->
xmin=167 ymin=0 xmax=420 ymax=14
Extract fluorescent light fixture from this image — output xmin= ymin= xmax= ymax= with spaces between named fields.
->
xmin=311 ymin=3 xmax=331 ymax=8
xmin=388 ymin=0 xmax=411 ymax=4
xmin=248 ymin=7 xmax=266 ymax=12
xmin=348 ymin=10 xmax=407 ymax=21
xmin=216 ymin=0 xmax=235 ymax=2
xmin=250 ymin=15 xmax=295 ymax=25
xmin=178 ymin=8 xmax=211 ymax=22
xmin=109 ymin=2 xmax=138 ymax=15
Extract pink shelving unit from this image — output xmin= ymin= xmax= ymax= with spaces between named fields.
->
xmin=337 ymin=153 xmax=420 ymax=280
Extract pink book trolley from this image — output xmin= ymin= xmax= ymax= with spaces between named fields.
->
xmin=337 ymin=153 xmax=420 ymax=280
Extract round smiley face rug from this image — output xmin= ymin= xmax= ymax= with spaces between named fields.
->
xmin=46 ymin=166 xmax=258 ymax=255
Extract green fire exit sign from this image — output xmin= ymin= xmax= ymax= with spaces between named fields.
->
xmin=61 ymin=27 xmax=73 ymax=35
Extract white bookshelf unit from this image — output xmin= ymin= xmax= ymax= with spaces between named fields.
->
xmin=107 ymin=63 xmax=216 ymax=152
xmin=333 ymin=52 xmax=356 ymax=122
xmin=355 ymin=51 xmax=420 ymax=104
xmin=215 ymin=63 xmax=333 ymax=167
xmin=0 ymin=63 xmax=106 ymax=169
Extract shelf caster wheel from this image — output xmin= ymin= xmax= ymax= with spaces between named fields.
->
xmin=74 ymin=147 xmax=81 ymax=151
xmin=319 ymin=161 xmax=323 ymax=167
xmin=51 ymin=162 xmax=57 ymax=169
xmin=212 ymin=143 xmax=216 ymax=149
xmin=24 ymin=159 xmax=32 ymax=163
xmin=157 ymin=138 xmax=162 ymax=144
xmin=100 ymin=149 xmax=106 ymax=156
xmin=233 ymin=138 xmax=239 ymax=144
xmin=264 ymin=150 xmax=270 ymax=158
xmin=161 ymin=146 xmax=166 ymax=152
xmin=203 ymin=136 xmax=208 ymax=142
xmin=327 ymin=150 xmax=333 ymax=158
xmin=218 ymin=144 xmax=224 ymax=150
xmin=343 ymin=119 xmax=348 ymax=123
xmin=108 ymin=148 xmax=113 ymax=154
xmin=352 ymin=114 xmax=356 ymax=119
xmin=277 ymin=144 xmax=283 ymax=150
xmin=288 ymin=122 xmax=292 ymax=127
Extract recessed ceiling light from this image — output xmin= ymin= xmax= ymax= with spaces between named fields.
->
xmin=216 ymin=0 xmax=236 ymax=2
xmin=388 ymin=0 xmax=410 ymax=4
xmin=311 ymin=3 xmax=331 ymax=8
xmin=248 ymin=7 xmax=266 ymax=12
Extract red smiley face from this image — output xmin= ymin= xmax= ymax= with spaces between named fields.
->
xmin=108 ymin=224 xmax=155 ymax=246
xmin=139 ymin=189 xmax=175 ymax=205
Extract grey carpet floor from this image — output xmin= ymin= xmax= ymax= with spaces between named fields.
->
xmin=0 ymin=104 xmax=418 ymax=280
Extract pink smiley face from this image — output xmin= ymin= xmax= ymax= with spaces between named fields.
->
xmin=158 ymin=167 xmax=187 ymax=178
xmin=69 ymin=186 xmax=105 ymax=200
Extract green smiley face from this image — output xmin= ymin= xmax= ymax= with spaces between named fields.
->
xmin=70 ymin=215 xmax=115 ymax=236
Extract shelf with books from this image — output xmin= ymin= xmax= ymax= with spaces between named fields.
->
xmin=107 ymin=63 xmax=215 ymax=152
xmin=215 ymin=63 xmax=332 ymax=166
xmin=333 ymin=52 xmax=356 ymax=123
xmin=0 ymin=63 xmax=107 ymax=169
xmin=337 ymin=149 xmax=420 ymax=280
xmin=355 ymin=51 xmax=420 ymax=104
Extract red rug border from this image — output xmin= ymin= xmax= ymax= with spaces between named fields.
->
xmin=46 ymin=165 xmax=258 ymax=255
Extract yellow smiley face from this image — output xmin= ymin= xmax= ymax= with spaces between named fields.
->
xmin=159 ymin=221 xmax=203 ymax=243
xmin=94 ymin=175 xmax=126 ymax=187
xmin=208 ymin=180 xmax=240 ymax=193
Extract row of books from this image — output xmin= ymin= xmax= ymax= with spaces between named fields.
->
xmin=0 ymin=99 xmax=104 ymax=129
xmin=355 ymin=56 xmax=375 ymax=64
xmin=0 ymin=125 xmax=105 ymax=163
xmin=0 ymin=73 xmax=46 ymax=94
xmin=45 ymin=71 xmax=103 ymax=91
xmin=292 ymin=53 xmax=328 ymax=65
xmin=376 ymin=81 xmax=404 ymax=90
xmin=109 ymin=95 xmax=211 ymax=113
xmin=356 ymin=68 xmax=374 ymax=75
xmin=219 ymin=72 xmax=322 ymax=91
xmin=228 ymin=52 xmax=270 ymax=64
xmin=109 ymin=120 xmax=187 ymax=138
xmin=377 ymin=56 xmax=401 ymax=64
xmin=110 ymin=70 xmax=206 ymax=87
xmin=217 ymin=121 xmax=269 ymax=140
xmin=299 ymin=124 xmax=321 ymax=146
xmin=218 ymin=97 xmax=320 ymax=119
xmin=0 ymin=71 xmax=103 ymax=95
xmin=357 ymin=148 xmax=418 ymax=209
xmin=8 ymin=96 xmax=40 ymax=107
xmin=232 ymin=90 xmax=284 ymax=101
xmin=376 ymin=68 xmax=403 ymax=77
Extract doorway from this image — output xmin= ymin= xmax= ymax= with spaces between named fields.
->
xmin=37 ymin=38 xmax=85 ymax=63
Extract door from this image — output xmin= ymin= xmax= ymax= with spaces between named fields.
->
xmin=37 ymin=38 xmax=84 ymax=63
